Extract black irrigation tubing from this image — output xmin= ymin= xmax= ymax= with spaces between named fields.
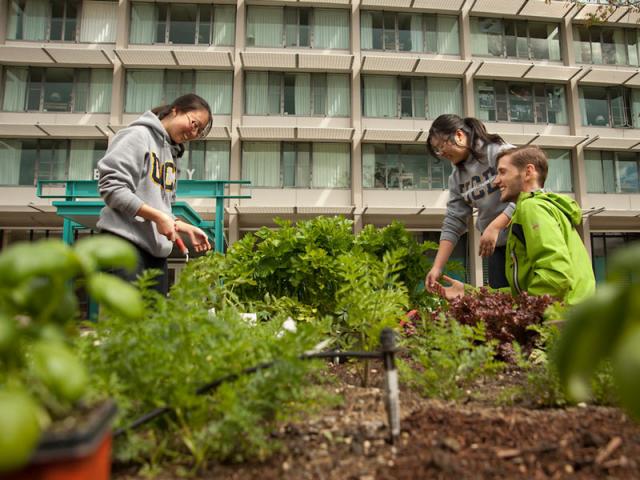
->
xmin=114 ymin=348 xmax=396 ymax=438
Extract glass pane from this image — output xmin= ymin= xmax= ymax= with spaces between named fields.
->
xmin=169 ymin=4 xmax=197 ymax=44
xmin=400 ymin=78 xmax=412 ymax=117
xmin=43 ymin=68 xmax=73 ymax=112
xmin=609 ymin=86 xmax=628 ymax=127
xmin=27 ymin=68 xmax=43 ymax=111
xmin=581 ymin=86 xmax=609 ymax=126
xmin=516 ymin=21 xmax=528 ymax=58
xmin=312 ymin=74 xmax=326 ymax=115
xmin=591 ymin=28 xmax=603 ymax=64
xmin=533 ymin=83 xmax=547 ymax=123
xmin=398 ymin=14 xmax=412 ymax=51
xmin=545 ymin=149 xmax=572 ymax=192
xmin=284 ymin=7 xmax=297 ymax=47
xmin=425 ymin=15 xmax=437 ymax=53
xmin=156 ymin=4 xmax=167 ymax=43
xmin=585 ymin=150 xmax=604 ymax=193
xmin=575 ymin=26 xmax=591 ymax=63
xmin=476 ymin=80 xmax=496 ymax=121
xmin=508 ymin=84 xmax=533 ymax=122
xmin=268 ymin=73 xmax=281 ymax=114
xmin=546 ymin=85 xmax=567 ymax=124
xmin=495 ymin=81 xmax=509 ymax=121
xmin=50 ymin=0 xmax=65 ymax=40
xmin=297 ymin=143 xmax=310 ymax=187
xmin=371 ymin=11 xmax=383 ymax=50
xmin=198 ymin=5 xmax=211 ymax=44
xmin=19 ymin=140 xmax=37 ymax=186
xmin=299 ymin=8 xmax=310 ymax=47
xmin=504 ymin=21 xmax=516 ymax=57
xmin=412 ymin=77 xmax=425 ymax=118
xmin=73 ymin=69 xmax=90 ymax=112
xmin=384 ymin=12 xmax=395 ymax=50
xmin=284 ymin=74 xmax=295 ymax=115
xmin=627 ymin=29 xmax=639 ymax=66
xmin=400 ymin=144 xmax=428 ymax=189
xmin=64 ymin=1 xmax=77 ymax=41
xmin=603 ymin=152 xmax=616 ymax=192
xmin=616 ymin=153 xmax=639 ymax=192
xmin=529 ymin=22 xmax=551 ymax=60
xmin=282 ymin=143 xmax=295 ymax=187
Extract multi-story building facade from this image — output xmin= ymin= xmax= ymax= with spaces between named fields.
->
xmin=0 ymin=0 xmax=639 ymax=285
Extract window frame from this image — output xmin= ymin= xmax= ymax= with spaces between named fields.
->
xmin=9 ymin=0 xmax=82 ymax=42
xmin=472 ymin=16 xmax=561 ymax=61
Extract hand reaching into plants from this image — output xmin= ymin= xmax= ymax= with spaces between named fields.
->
xmin=435 ymin=275 xmax=465 ymax=300
xmin=175 ymin=220 xmax=211 ymax=253
xmin=425 ymin=266 xmax=442 ymax=293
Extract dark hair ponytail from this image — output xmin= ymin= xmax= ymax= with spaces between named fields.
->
xmin=427 ymin=114 xmax=505 ymax=162
xmin=152 ymin=93 xmax=213 ymax=138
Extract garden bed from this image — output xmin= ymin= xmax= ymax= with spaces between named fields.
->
xmin=113 ymin=362 xmax=640 ymax=480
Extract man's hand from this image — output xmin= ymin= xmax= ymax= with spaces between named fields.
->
xmin=479 ymin=225 xmax=500 ymax=258
xmin=436 ymin=275 xmax=465 ymax=300
xmin=175 ymin=221 xmax=212 ymax=253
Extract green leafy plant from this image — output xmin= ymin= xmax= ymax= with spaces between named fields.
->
xmin=555 ymin=242 xmax=640 ymax=419
xmin=400 ymin=317 xmax=503 ymax=400
xmin=81 ymin=262 xmax=333 ymax=470
xmin=0 ymin=236 xmax=142 ymax=473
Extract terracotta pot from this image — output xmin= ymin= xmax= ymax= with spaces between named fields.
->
xmin=6 ymin=400 xmax=117 ymax=480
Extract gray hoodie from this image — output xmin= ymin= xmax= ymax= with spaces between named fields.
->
xmin=97 ymin=111 xmax=184 ymax=258
xmin=440 ymin=141 xmax=515 ymax=247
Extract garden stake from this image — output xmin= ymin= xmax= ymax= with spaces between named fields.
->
xmin=381 ymin=328 xmax=400 ymax=443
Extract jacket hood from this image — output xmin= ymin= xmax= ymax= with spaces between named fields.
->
xmin=519 ymin=190 xmax=583 ymax=227
xmin=129 ymin=110 xmax=185 ymax=159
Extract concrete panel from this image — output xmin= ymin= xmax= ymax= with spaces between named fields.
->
xmin=173 ymin=50 xmax=233 ymax=68
xmin=0 ymin=46 xmax=52 ymax=64
xmin=298 ymin=53 xmax=353 ymax=71
xmin=362 ymin=55 xmax=417 ymax=73
xmin=45 ymin=48 xmax=112 ymax=66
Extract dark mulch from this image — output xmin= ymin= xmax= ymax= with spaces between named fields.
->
xmin=114 ymin=362 xmax=640 ymax=480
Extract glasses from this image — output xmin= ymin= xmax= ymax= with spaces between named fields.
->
xmin=430 ymin=138 xmax=453 ymax=157
xmin=185 ymin=112 xmax=204 ymax=136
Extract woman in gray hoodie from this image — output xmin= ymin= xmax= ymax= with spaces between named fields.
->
xmin=425 ymin=115 xmax=515 ymax=290
xmin=97 ymin=94 xmax=213 ymax=294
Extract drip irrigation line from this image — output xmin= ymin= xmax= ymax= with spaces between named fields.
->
xmin=115 ymin=338 xmax=400 ymax=440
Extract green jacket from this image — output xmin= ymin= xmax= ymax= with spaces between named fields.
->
xmin=505 ymin=190 xmax=595 ymax=305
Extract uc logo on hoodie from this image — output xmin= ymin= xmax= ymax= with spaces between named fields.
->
xmin=148 ymin=151 xmax=176 ymax=191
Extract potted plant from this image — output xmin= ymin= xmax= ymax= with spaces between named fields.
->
xmin=0 ymin=236 xmax=143 ymax=479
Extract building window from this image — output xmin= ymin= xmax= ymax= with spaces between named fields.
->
xmin=0 ymin=138 xmax=107 ymax=186
xmin=360 ymin=11 xmax=459 ymax=54
xmin=471 ymin=17 xmax=561 ymax=61
xmin=125 ymin=69 xmax=232 ymax=114
xmin=591 ymin=232 xmax=640 ymax=283
xmin=475 ymin=80 xmax=567 ymax=124
xmin=544 ymin=149 xmax=573 ymax=193
xmin=362 ymin=144 xmax=452 ymax=190
xmin=7 ymin=0 xmax=80 ymax=41
xmin=246 ymin=6 xmax=349 ymax=49
xmin=1 ymin=67 xmax=112 ymax=113
xmin=179 ymin=141 xmax=230 ymax=181
xmin=579 ymin=86 xmax=640 ymax=128
xmin=245 ymin=72 xmax=349 ymax=116
xmin=574 ymin=25 xmax=640 ymax=66
xmin=242 ymin=142 xmax=350 ymax=188
xmin=362 ymin=75 xmax=462 ymax=119
xmin=585 ymin=150 xmax=640 ymax=193
xmin=130 ymin=3 xmax=235 ymax=46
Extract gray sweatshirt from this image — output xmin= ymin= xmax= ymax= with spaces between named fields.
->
xmin=440 ymin=141 xmax=515 ymax=247
xmin=97 ymin=111 xmax=184 ymax=258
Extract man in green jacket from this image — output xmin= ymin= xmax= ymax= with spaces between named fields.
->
xmin=436 ymin=145 xmax=595 ymax=305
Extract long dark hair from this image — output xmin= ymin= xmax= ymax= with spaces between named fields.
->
xmin=152 ymin=93 xmax=213 ymax=139
xmin=427 ymin=114 xmax=505 ymax=162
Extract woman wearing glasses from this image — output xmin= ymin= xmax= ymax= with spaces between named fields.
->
xmin=425 ymin=114 xmax=514 ymax=291
xmin=97 ymin=94 xmax=213 ymax=294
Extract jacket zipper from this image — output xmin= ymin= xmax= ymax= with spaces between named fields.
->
xmin=510 ymin=250 xmax=522 ymax=294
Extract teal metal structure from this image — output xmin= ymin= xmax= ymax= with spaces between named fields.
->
xmin=36 ymin=179 xmax=251 ymax=253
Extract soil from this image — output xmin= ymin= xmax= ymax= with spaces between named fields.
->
xmin=114 ymin=362 xmax=640 ymax=480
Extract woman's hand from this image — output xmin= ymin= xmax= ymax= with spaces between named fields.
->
xmin=425 ymin=266 xmax=443 ymax=293
xmin=175 ymin=221 xmax=212 ymax=253
xmin=479 ymin=225 xmax=500 ymax=258
xmin=154 ymin=211 xmax=177 ymax=242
